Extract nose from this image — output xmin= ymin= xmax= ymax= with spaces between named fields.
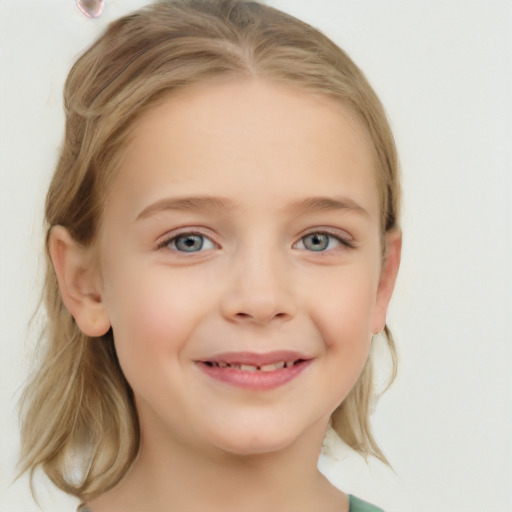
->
xmin=220 ymin=247 xmax=297 ymax=325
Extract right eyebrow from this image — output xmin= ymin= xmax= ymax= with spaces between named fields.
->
xmin=136 ymin=195 xmax=236 ymax=221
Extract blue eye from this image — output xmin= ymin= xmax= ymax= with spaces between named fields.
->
xmin=295 ymin=232 xmax=348 ymax=252
xmin=166 ymin=233 xmax=216 ymax=252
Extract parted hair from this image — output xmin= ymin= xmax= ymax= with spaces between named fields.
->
xmin=19 ymin=0 xmax=400 ymax=502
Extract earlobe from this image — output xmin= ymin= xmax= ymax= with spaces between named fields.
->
xmin=48 ymin=226 xmax=111 ymax=337
xmin=372 ymin=229 xmax=402 ymax=334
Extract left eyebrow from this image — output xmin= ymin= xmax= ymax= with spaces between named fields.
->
xmin=284 ymin=196 xmax=369 ymax=217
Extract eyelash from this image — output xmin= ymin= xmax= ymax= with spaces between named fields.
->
xmin=156 ymin=228 xmax=355 ymax=254
xmin=294 ymin=229 xmax=356 ymax=252
xmin=156 ymin=230 xmax=218 ymax=253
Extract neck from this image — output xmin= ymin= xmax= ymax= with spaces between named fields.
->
xmin=86 ymin=419 xmax=348 ymax=512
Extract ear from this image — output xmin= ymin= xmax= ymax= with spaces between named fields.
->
xmin=48 ymin=226 xmax=111 ymax=337
xmin=372 ymin=229 xmax=402 ymax=334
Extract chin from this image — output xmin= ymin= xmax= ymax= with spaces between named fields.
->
xmin=217 ymin=437 xmax=296 ymax=458
xmin=205 ymin=417 xmax=324 ymax=459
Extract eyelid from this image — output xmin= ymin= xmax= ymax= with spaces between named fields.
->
xmin=294 ymin=227 xmax=356 ymax=250
xmin=154 ymin=226 xmax=355 ymax=252
xmin=156 ymin=228 xmax=220 ymax=251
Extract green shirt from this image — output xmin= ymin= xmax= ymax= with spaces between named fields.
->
xmin=349 ymin=494 xmax=385 ymax=512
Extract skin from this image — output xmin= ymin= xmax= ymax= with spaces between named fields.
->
xmin=50 ymin=78 xmax=401 ymax=512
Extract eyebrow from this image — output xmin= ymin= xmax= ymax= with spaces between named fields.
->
xmin=136 ymin=196 xmax=236 ymax=220
xmin=286 ymin=196 xmax=369 ymax=217
xmin=136 ymin=195 xmax=368 ymax=220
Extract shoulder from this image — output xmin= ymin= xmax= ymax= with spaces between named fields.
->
xmin=349 ymin=494 xmax=385 ymax=512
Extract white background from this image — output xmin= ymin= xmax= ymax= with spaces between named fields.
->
xmin=1 ymin=1 xmax=511 ymax=511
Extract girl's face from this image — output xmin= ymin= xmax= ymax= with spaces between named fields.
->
xmin=95 ymin=79 xmax=399 ymax=457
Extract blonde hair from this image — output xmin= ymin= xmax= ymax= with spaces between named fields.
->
xmin=19 ymin=0 xmax=400 ymax=501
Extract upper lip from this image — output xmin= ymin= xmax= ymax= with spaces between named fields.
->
xmin=198 ymin=350 xmax=311 ymax=366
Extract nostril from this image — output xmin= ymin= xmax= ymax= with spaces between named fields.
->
xmin=222 ymin=289 xmax=296 ymax=324
xmin=233 ymin=311 xmax=289 ymax=322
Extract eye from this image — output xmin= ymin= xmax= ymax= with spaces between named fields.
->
xmin=162 ymin=233 xmax=217 ymax=253
xmin=294 ymin=232 xmax=352 ymax=252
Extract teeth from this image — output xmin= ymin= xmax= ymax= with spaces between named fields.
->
xmin=208 ymin=360 xmax=299 ymax=371
xmin=260 ymin=361 xmax=285 ymax=372
xmin=227 ymin=364 xmax=255 ymax=371
xmin=239 ymin=364 xmax=258 ymax=371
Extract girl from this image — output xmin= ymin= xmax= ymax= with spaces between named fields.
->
xmin=19 ymin=1 xmax=401 ymax=511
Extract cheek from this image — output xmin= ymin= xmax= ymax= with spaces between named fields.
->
xmin=103 ymin=269 xmax=202 ymax=373
xmin=314 ymin=277 xmax=377 ymax=403
xmin=312 ymin=268 xmax=378 ymax=345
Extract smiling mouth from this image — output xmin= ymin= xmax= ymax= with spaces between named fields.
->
xmin=202 ymin=359 xmax=305 ymax=372
xmin=197 ymin=354 xmax=311 ymax=390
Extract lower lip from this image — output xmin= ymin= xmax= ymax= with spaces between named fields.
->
xmin=196 ymin=360 xmax=312 ymax=391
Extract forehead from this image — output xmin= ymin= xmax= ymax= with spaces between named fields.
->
xmin=109 ymin=78 xmax=379 ymax=221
